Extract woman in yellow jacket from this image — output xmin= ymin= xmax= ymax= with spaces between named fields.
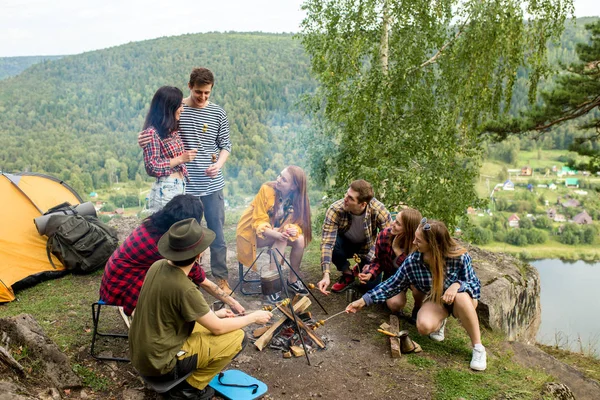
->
xmin=236 ymin=165 xmax=312 ymax=302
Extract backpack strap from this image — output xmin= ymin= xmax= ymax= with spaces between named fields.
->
xmin=46 ymin=238 xmax=59 ymax=270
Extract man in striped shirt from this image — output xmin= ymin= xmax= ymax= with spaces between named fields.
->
xmin=139 ymin=68 xmax=233 ymax=293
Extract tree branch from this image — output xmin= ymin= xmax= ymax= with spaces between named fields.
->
xmin=533 ymin=96 xmax=600 ymax=131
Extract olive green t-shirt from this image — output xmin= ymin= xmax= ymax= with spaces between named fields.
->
xmin=129 ymin=259 xmax=210 ymax=376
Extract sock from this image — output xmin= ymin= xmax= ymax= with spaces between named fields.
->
xmin=473 ymin=343 xmax=485 ymax=351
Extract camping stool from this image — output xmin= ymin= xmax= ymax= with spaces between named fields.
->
xmin=236 ymin=247 xmax=272 ymax=296
xmin=90 ymin=300 xmax=129 ymax=362
xmin=139 ymin=370 xmax=194 ymax=395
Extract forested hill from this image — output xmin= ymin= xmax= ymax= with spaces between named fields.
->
xmin=0 ymin=56 xmax=63 ymax=80
xmin=0 ymin=19 xmax=597 ymax=199
xmin=0 ymin=33 xmax=315 ymax=198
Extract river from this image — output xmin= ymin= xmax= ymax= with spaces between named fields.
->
xmin=530 ymin=259 xmax=600 ymax=357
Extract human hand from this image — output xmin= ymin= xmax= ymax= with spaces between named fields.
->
xmin=215 ymin=308 xmax=235 ymax=318
xmin=138 ymin=131 xmax=152 ymax=148
xmin=442 ymin=283 xmax=460 ymax=304
xmin=205 ymin=163 xmax=220 ymax=178
xmin=317 ymin=274 xmax=331 ymax=295
xmin=285 ymin=226 xmax=298 ymax=237
xmin=358 ymin=272 xmax=372 ymax=285
xmin=252 ymin=310 xmax=273 ymax=325
xmin=345 ymin=298 xmax=366 ymax=313
xmin=229 ymin=299 xmax=246 ymax=315
xmin=181 ymin=149 xmax=198 ymax=163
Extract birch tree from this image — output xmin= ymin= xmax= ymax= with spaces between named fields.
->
xmin=300 ymin=0 xmax=573 ymax=226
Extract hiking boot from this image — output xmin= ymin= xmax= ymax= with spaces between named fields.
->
xmin=331 ymin=273 xmax=355 ymax=293
xmin=167 ymin=381 xmax=215 ymax=400
xmin=429 ymin=318 xmax=446 ymax=342
xmin=217 ymin=278 xmax=234 ymax=297
xmin=288 ymin=281 xmax=309 ymax=295
xmin=470 ymin=345 xmax=487 ymax=371
xmin=265 ymin=292 xmax=283 ymax=304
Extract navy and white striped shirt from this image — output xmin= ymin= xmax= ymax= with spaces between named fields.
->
xmin=363 ymin=251 xmax=481 ymax=306
xmin=179 ymin=103 xmax=232 ymax=196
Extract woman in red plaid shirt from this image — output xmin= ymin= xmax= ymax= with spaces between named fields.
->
xmin=143 ymin=86 xmax=198 ymax=213
xmin=357 ymin=208 xmax=423 ymax=318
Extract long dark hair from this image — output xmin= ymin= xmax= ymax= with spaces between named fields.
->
xmin=143 ymin=86 xmax=183 ymax=139
xmin=144 ymin=194 xmax=204 ymax=235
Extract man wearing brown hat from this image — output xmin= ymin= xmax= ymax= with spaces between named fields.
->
xmin=130 ymin=218 xmax=272 ymax=400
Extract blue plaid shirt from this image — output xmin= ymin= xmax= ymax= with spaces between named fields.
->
xmin=363 ymin=251 xmax=481 ymax=306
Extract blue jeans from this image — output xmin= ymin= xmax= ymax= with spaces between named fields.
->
xmin=199 ymin=190 xmax=228 ymax=280
xmin=332 ymin=234 xmax=381 ymax=291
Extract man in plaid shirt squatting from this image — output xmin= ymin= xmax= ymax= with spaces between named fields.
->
xmin=317 ymin=180 xmax=392 ymax=295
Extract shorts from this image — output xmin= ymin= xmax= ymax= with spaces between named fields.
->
xmin=148 ymin=176 xmax=185 ymax=213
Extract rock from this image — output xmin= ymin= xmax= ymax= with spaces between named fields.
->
xmin=0 ymin=380 xmax=34 ymax=399
xmin=509 ymin=342 xmax=600 ymax=400
xmin=79 ymin=390 xmax=88 ymax=399
xmin=465 ymin=244 xmax=541 ymax=342
xmin=121 ymin=388 xmax=146 ymax=400
xmin=541 ymin=383 xmax=576 ymax=400
xmin=0 ymin=314 xmax=82 ymax=389
xmin=36 ymin=388 xmax=60 ymax=400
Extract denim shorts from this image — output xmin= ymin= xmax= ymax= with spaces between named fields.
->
xmin=148 ymin=177 xmax=185 ymax=213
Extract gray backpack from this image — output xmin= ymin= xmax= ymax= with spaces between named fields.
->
xmin=45 ymin=213 xmax=118 ymax=274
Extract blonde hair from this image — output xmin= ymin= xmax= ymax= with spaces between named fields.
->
xmin=418 ymin=220 xmax=466 ymax=304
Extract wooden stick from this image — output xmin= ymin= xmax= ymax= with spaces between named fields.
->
xmin=322 ymin=309 xmax=347 ymax=323
xmin=276 ymin=303 xmax=325 ymax=349
xmin=254 ymin=296 xmax=311 ymax=351
xmin=389 ymin=314 xmax=401 ymax=358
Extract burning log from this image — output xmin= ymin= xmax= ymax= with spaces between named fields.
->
xmin=254 ymin=296 xmax=311 ymax=351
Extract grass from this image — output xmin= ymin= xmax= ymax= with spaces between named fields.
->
xmin=538 ymin=344 xmax=600 ymax=382
xmin=480 ymin=239 xmax=600 ymax=261
xmin=2 ymin=215 xmax=598 ymax=398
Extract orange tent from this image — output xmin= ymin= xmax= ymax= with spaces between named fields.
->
xmin=0 ymin=172 xmax=82 ymax=303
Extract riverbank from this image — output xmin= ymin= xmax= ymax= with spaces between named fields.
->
xmin=480 ymin=240 xmax=600 ymax=261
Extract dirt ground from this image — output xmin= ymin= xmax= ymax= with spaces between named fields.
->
xmin=65 ymin=217 xmax=433 ymax=399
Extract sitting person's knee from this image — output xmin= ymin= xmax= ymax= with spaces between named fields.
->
xmin=292 ymin=234 xmax=305 ymax=249
xmin=416 ymin=318 xmax=439 ymax=335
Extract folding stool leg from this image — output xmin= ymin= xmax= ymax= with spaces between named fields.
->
xmin=90 ymin=302 xmax=129 ymax=362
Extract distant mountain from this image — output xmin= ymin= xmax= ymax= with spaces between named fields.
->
xmin=0 ymin=56 xmax=63 ymax=80
xmin=0 ymin=33 xmax=316 ymax=197
xmin=0 ymin=19 xmax=596 ymax=197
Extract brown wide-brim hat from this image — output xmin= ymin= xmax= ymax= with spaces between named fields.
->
xmin=158 ymin=218 xmax=215 ymax=261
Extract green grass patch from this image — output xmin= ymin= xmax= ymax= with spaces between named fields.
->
xmin=538 ymin=344 xmax=600 ymax=382
xmin=480 ymin=240 xmax=600 ymax=261
xmin=407 ymin=354 xmax=437 ymax=369
xmin=73 ymin=364 xmax=111 ymax=391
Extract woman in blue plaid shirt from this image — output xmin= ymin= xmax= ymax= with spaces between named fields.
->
xmin=346 ymin=218 xmax=486 ymax=371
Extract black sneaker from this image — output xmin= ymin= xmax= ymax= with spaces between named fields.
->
xmin=288 ymin=281 xmax=309 ymax=295
xmin=265 ymin=292 xmax=283 ymax=304
xmin=331 ymin=273 xmax=355 ymax=293
xmin=167 ymin=381 xmax=215 ymax=400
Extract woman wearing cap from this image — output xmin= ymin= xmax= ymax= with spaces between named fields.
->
xmin=236 ymin=165 xmax=312 ymax=303
xmin=346 ymin=218 xmax=486 ymax=371
xmin=100 ymin=194 xmax=244 ymax=316
xmin=130 ymin=218 xmax=272 ymax=400
xmin=142 ymin=86 xmax=198 ymax=213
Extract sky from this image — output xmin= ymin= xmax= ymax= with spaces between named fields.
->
xmin=1 ymin=0 xmax=598 ymax=57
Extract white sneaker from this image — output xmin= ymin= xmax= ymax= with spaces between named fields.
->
xmin=429 ymin=319 xmax=446 ymax=342
xmin=470 ymin=345 xmax=487 ymax=371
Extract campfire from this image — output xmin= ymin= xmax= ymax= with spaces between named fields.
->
xmin=252 ymin=295 xmax=326 ymax=359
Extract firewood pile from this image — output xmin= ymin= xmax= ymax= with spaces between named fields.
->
xmin=252 ymin=295 xmax=326 ymax=358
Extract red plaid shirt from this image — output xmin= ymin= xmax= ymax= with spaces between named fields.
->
xmin=99 ymin=222 xmax=206 ymax=315
xmin=142 ymin=127 xmax=189 ymax=180
xmin=362 ymin=227 xmax=407 ymax=280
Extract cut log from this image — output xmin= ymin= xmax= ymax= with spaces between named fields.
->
xmin=252 ymin=326 xmax=271 ymax=338
xmin=276 ymin=303 xmax=326 ymax=349
xmin=254 ymin=296 xmax=311 ymax=351
xmin=290 ymin=345 xmax=305 ymax=357
xmin=0 ymin=345 xmax=25 ymax=374
xmin=389 ymin=314 xmax=401 ymax=358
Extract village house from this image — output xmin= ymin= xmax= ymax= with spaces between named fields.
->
xmin=547 ymin=208 xmax=556 ymax=219
xmin=561 ymin=198 xmax=581 ymax=208
xmin=520 ymin=166 xmax=532 ymax=176
xmin=572 ymin=210 xmax=593 ymax=225
xmin=508 ymin=214 xmax=520 ymax=228
xmin=554 ymin=214 xmax=567 ymax=223
xmin=565 ymin=178 xmax=579 ymax=188
xmin=503 ymin=180 xmax=515 ymax=191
